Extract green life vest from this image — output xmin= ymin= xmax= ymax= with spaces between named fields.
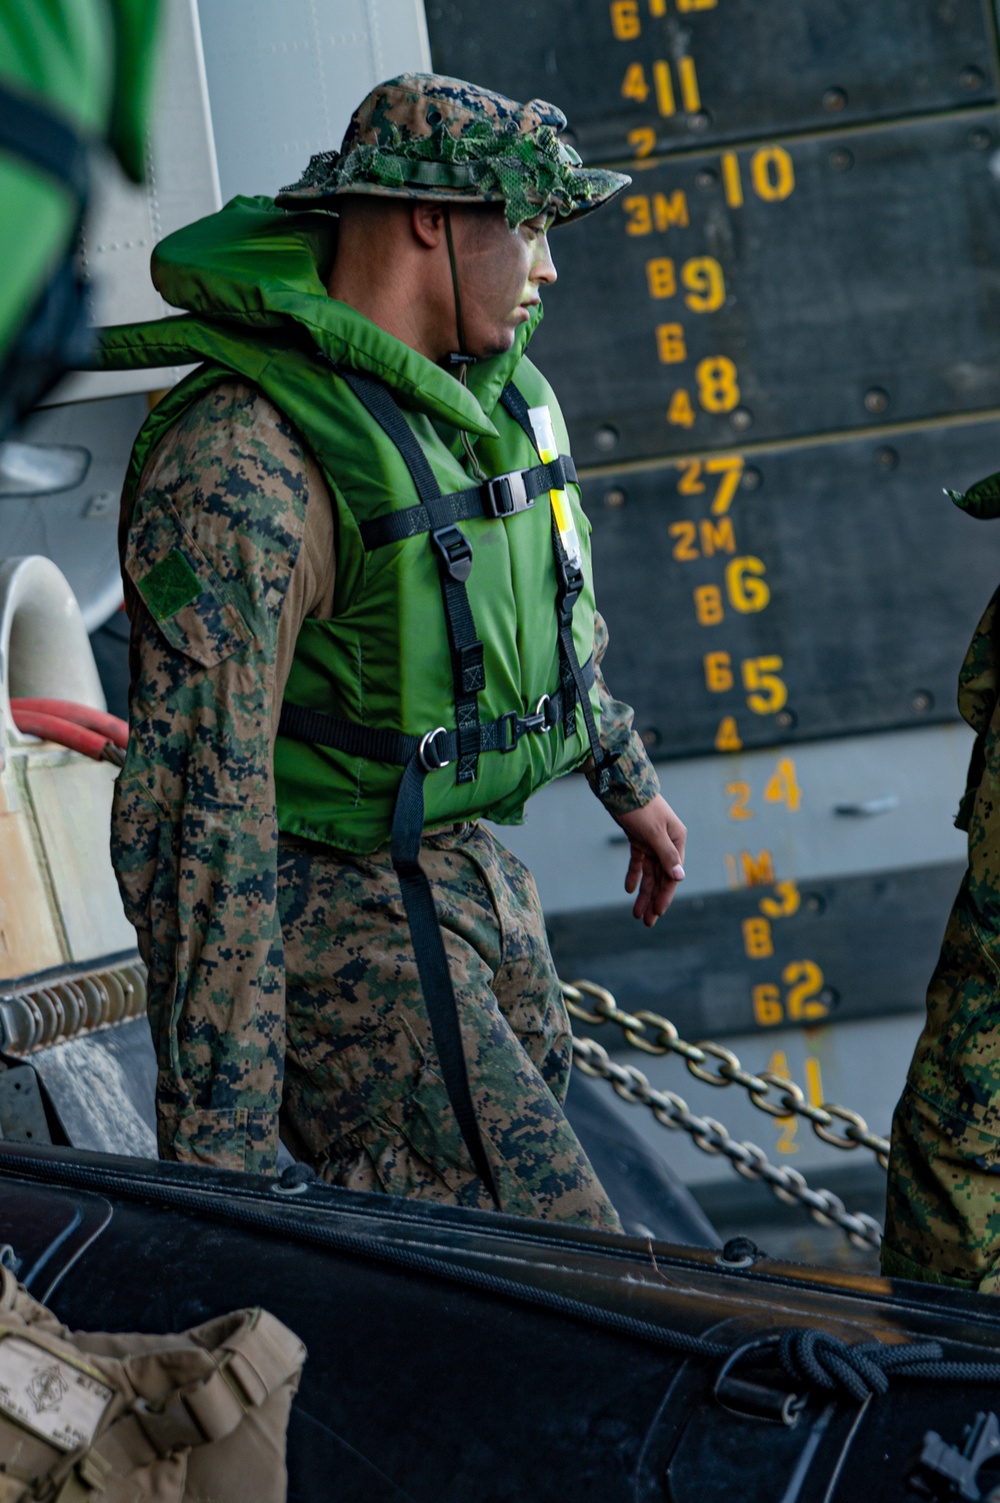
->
xmin=98 ymin=195 xmax=605 ymax=855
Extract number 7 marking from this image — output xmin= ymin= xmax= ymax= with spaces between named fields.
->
xmin=706 ymin=456 xmax=744 ymax=514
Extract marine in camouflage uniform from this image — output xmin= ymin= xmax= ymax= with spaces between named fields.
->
xmin=110 ymin=76 xmax=681 ymax=1229
xmin=885 ymin=476 xmax=1000 ymax=1290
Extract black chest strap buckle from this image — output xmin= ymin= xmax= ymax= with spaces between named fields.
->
xmin=482 ymin=469 xmax=531 ymax=518
xmin=431 ymin=524 xmax=474 ymax=582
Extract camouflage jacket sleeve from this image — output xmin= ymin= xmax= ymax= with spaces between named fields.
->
xmin=584 ymin=611 xmax=661 ymax=816
xmin=112 ymin=380 xmax=332 ymax=1174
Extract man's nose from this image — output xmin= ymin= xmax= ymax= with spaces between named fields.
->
xmin=532 ymin=236 xmax=557 ymax=285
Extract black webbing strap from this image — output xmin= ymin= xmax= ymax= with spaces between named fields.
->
xmin=498 ymin=384 xmax=616 ymax=796
xmin=0 ymin=80 xmax=89 ymax=205
xmin=359 ymin=455 xmax=578 ymax=550
xmin=341 ymin=368 xmax=484 ymax=785
xmin=389 ymin=751 xmax=499 ymax=1204
xmin=337 ymin=368 xmax=496 ymax=1203
xmin=278 ymin=665 xmax=595 ymax=765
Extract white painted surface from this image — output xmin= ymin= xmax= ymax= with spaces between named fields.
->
xmin=0 ymin=394 xmax=149 ymax=630
xmin=491 ymin=720 xmax=974 ymax=913
xmin=45 ymin=0 xmax=221 ymax=405
xmin=198 ymin=0 xmax=432 ymax=204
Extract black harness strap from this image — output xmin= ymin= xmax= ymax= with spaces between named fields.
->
xmin=279 ymin=663 xmax=595 ymax=764
xmin=341 ymin=369 xmax=485 ymax=784
xmin=0 ymin=80 xmax=89 ymax=206
xmin=337 ymin=369 xmax=496 ymax=1202
xmin=498 ymin=383 xmax=616 ymax=796
xmin=359 ymin=455 xmax=578 ymax=550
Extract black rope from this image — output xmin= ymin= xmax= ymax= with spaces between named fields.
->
xmin=4 ymin=1148 xmax=1000 ymax=1403
xmin=774 ymin=1328 xmax=980 ymax=1403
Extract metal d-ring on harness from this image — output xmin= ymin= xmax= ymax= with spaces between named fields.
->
xmin=278 ymin=369 xmax=613 ymax=1205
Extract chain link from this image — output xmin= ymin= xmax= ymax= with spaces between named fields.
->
xmin=562 ymin=979 xmax=889 ymax=1168
xmin=571 ymin=1035 xmax=883 ymax=1250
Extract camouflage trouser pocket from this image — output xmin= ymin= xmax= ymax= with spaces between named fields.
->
xmin=282 ymin=1016 xmax=479 ymax=1195
xmin=907 ymin=875 xmax=1000 ymax=1143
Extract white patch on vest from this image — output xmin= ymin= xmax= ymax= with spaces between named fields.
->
xmin=0 ymin=1336 xmax=113 ymax=1451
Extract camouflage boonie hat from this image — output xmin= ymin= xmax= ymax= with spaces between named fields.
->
xmin=275 ymin=73 xmax=630 ymax=229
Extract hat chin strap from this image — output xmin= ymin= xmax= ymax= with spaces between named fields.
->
xmin=443 ymin=207 xmax=478 ymax=373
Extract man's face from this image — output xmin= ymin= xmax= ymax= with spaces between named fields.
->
xmin=454 ymin=206 xmax=557 ymax=358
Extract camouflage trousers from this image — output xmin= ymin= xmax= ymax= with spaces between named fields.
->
xmin=884 ymin=870 xmax=1000 ymax=1292
xmin=275 ymin=821 xmax=622 ymax=1231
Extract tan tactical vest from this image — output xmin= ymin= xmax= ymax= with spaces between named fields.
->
xmin=0 ymin=1268 xmax=306 ymax=1501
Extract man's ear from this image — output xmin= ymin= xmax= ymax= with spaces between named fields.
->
xmin=411 ymin=202 xmax=446 ymax=248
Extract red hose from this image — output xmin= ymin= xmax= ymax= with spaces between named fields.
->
xmin=11 ymin=698 xmax=128 ymax=750
xmin=9 ymin=708 xmax=125 ymax=766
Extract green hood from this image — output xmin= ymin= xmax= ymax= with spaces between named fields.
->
xmin=96 ymin=194 xmax=545 ymax=441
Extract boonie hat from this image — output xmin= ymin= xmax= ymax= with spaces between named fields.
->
xmin=276 ymin=73 xmax=630 ymax=229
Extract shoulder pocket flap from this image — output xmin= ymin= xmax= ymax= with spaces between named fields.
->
xmin=127 ymin=503 xmax=254 ymax=669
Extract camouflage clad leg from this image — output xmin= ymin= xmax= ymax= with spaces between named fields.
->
xmin=883 ymin=585 xmax=1000 ymax=1290
xmin=885 ymin=872 xmax=1000 ymax=1291
xmin=276 ymin=821 xmax=622 ymax=1230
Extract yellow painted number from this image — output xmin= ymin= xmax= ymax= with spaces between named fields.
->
xmin=726 ymin=781 xmax=753 ymax=821
xmin=646 ymin=257 xmax=678 ymax=298
xmin=610 ymin=0 xmax=642 ymax=38
xmin=628 ymin=128 xmax=657 ymax=158
xmin=751 ymin=962 xmax=828 ymax=1028
xmin=668 ymin=520 xmax=699 ymax=560
xmin=725 ymin=849 xmax=776 ymax=888
xmin=653 ymin=59 xmax=676 ymax=116
xmin=784 ymin=960 xmax=827 ymax=1022
xmin=767 ymin=1050 xmax=798 ymax=1153
xmin=694 ymin=584 xmax=724 ymax=625
xmin=721 ymin=151 xmax=743 ymax=208
xmin=742 ymin=917 xmax=774 ymax=959
xmin=623 ymin=195 xmax=653 ymax=236
xmin=623 ymin=191 xmax=690 ymax=234
xmin=752 ymin=984 xmax=782 ymax=1027
xmin=676 ymin=459 xmax=705 ymax=494
xmin=667 ymin=389 xmax=696 ymax=427
xmin=742 ymin=656 xmax=787 ymax=714
xmin=646 ymin=255 xmax=724 ymax=311
xmin=702 ymin=517 xmax=736 ymax=555
xmin=752 ymin=147 xmax=796 ymax=202
xmin=725 ymin=556 xmax=770 ymax=613
xmin=621 ymin=61 xmax=650 ymax=104
xmin=696 ymin=356 xmax=740 ymax=413
xmin=704 ymin=650 xmax=734 ymax=692
xmin=764 ymin=758 xmax=801 ymax=811
xmin=677 ymin=57 xmax=701 ymax=112
xmin=715 ymin=715 xmax=742 ymax=752
xmin=759 ymin=880 xmax=801 ymax=919
xmin=656 ymin=323 xmax=688 ymax=363
xmin=707 ymin=456 xmax=744 ymax=514
xmin=722 ymin=146 xmax=796 ymax=207
xmin=669 ymin=516 xmax=735 ymax=561
xmin=682 ymin=256 xmax=725 ymax=312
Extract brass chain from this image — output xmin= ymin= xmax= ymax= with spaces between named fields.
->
xmin=571 ymin=1035 xmax=883 ymax=1250
xmin=562 ymin=980 xmax=889 ymax=1168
